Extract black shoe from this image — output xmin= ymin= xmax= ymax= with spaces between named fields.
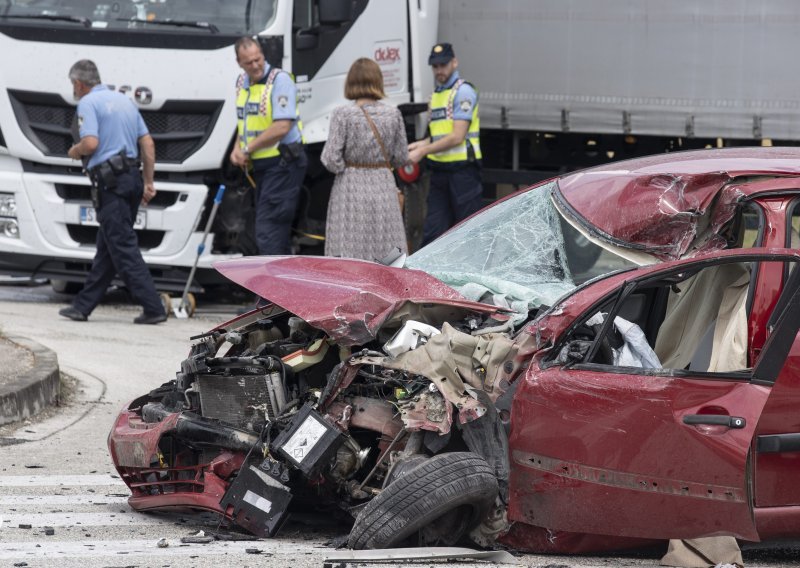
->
xmin=134 ymin=311 xmax=167 ymax=325
xmin=59 ymin=306 xmax=87 ymax=321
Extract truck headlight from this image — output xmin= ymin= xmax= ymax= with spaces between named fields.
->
xmin=0 ymin=219 xmax=19 ymax=238
xmin=0 ymin=193 xmax=19 ymax=239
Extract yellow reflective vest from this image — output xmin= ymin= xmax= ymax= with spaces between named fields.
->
xmin=428 ymin=79 xmax=481 ymax=164
xmin=235 ymin=68 xmax=302 ymax=160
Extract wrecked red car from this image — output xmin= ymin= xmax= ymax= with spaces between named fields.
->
xmin=109 ymin=147 xmax=800 ymax=552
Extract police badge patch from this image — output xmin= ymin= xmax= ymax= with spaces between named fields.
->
xmin=278 ymin=95 xmax=289 ymax=108
xmin=459 ymin=99 xmax=472 ymax=113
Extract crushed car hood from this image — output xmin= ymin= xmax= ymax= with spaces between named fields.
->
xmin=556 ymin=147 xmax=800 ymax=260
xmin=214 ymin=256 xmax=504 ymax=345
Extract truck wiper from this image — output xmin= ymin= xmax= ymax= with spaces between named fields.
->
xmin=0 ymin=14 xmax=91 ymax=27
xmin=117 ymin=18 xmax=218 ymax=33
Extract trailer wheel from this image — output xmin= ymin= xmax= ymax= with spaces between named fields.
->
xmin=348 ymin=452 xmax=498 ymax=550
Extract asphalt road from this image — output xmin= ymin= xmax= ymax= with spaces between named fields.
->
xmin=0 ymin=281 xmax=798 ymax=568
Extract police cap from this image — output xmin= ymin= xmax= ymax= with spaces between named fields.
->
xmin=428 ymin=43 xmax=455 ymax=65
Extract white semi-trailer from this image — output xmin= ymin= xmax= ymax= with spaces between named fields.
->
xmin=0 ymin=0 xmax=796 ymax=291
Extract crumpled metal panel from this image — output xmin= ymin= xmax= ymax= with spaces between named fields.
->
xmin=556 ymin=147 xmax=800 ymax=260
xmin=213 ymin=256 xmax=501 ymax=346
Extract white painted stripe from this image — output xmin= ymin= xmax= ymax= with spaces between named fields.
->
xmin=0 ymin=474 xmax=123 ymax=487
xmin=0 ymin=512 xmax=169 ymax=527
xmin=0 ymin=539 xmax=323 ymax=559
xmin=0 ymin=495 xmax=129 ymax=506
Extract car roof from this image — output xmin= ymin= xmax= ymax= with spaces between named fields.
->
xmin=556 ymin=147 xmax=800 ymax=260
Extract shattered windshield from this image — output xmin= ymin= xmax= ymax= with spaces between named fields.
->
xmin=0 ymin=0 xmax=277 ymax=34
xmin=405 ymin=181 xmax=637 ymax=318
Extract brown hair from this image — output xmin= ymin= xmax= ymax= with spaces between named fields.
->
xmin=344 ymin=58 xmax=385 ymax=100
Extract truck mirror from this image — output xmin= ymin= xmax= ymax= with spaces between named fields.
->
xmin=318 ymin=0 xmax=353 ymax=25
xmin=295 ymin=31 xmax=318 ymax=51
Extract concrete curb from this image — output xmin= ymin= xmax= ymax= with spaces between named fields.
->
xmin=0 ymin=335 xmax=60 ymax=426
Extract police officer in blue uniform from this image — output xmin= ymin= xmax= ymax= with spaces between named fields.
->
xmin=230 ymin=37 xmax=307 ymax=255
xmin=59 ymin=60 xmax=167 ymax=324
xmin=409 ymin=43 xmax=483 ymax=246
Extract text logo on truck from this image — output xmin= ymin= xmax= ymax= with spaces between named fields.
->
xmin=106 ymin=85 xmax=153 ymax=105
xmin=374 ymin=46 xmax=401 ymax=63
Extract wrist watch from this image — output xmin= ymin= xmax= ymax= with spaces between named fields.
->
xmin=242 ymin=144 xmax=250 ymax=156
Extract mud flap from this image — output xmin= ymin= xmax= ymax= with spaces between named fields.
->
xmin=220 ymin=464 xmax=292 ymax=537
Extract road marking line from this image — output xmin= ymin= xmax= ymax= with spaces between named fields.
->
xmin=0 ymin=539 xmax=324 ymax=559
xmin=0 ymin=512 xmax=170 ymax=527
xmin=0 ymin=474 xmax=123 ymax=487
xmin=0 ymin=495 xmax=129 ymax=505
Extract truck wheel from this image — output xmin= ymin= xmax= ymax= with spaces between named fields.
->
xmin=348 ymin=452 xmax=498 ymax=550
xmin=50 ymin=279 xmax=83 ymax=294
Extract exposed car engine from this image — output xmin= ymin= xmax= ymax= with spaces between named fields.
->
xmin=110 ymin=300 xmax=532 ymax=548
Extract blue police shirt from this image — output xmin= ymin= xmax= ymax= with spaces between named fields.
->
xmin=241 ymin=65 xmax=302 ymax=145
xmin=435 ymin=70 xmax=478 ymax=121
xmin=77 ymin=85 xmax=148 ymax=169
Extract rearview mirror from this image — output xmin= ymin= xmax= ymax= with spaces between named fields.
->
xmin=319 ymin=0 xmax=353 ymax=25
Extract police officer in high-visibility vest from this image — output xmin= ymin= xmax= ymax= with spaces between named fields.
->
xmin=408 ymin=43 xmax=483 ymax=245
xmin=230 ymin=36 xmax=307 ymax=255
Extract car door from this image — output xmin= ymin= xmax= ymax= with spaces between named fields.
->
xmin=507 ymin=252 xmax=800 ymax=541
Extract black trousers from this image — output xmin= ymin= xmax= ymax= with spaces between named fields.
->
xmin=422 ymin=162 xmax=484 ymax=246
xmin=72 ymin=171 xmax=164 ymax=316
xmin=251 ymin=151 xmax=308 ymax=255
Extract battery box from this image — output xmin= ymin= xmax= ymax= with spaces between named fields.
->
xmin=271 ymin=404 xmax=343 ymax=477
xmin=219 ymin=464 xmax=292 ymax=537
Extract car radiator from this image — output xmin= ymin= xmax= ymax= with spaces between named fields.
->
xmin=197 ymin=372 xmax=286 ymax=430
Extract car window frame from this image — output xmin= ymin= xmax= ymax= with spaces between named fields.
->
xmin=547 ymin=253 xmax=800 ymax=384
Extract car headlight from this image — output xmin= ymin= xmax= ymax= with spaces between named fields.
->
xmin=0 ymin=193 xmax=19 ymax=239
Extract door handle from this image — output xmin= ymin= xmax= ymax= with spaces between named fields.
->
xmin=683 ymin=415 xmax=746 ymax=429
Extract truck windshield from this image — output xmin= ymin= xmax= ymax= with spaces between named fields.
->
xmin=0 ymin=0 xmax=277 ymax=34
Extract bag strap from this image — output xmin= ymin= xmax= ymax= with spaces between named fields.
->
xmin=359 ymin=105 xmax=392 ymax=170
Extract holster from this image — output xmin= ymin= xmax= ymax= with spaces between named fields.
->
xmin=278 ymin=142 xmax=303 ymax=163
xmin=87 ymin=150 xmax=139 ymax=201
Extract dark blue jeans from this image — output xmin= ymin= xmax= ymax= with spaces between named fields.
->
xmin=72 ymin=171 xmax=164 ymax=316
xmin=252 ymin=151 xmax=308 ymax=255
xmin=422 ymin=162 xmax=484 ymax=246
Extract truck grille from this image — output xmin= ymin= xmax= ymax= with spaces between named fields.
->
xmin=8 ymin=89 xmax=223 ymax=163
xmin=66 ymin=225 xmax=165 ymax=250
xmin=197 ymin=373 xmax=286 ymax=431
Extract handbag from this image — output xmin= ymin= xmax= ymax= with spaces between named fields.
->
xmin=359 ymin=105 xmax=404 ymax=213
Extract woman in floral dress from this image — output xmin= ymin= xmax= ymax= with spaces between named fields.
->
xmin=321 ymin=58 xmax=408 ymax=260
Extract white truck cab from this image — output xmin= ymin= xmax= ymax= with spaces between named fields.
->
xmin=0 ymin=0 xmax=438 ymax=291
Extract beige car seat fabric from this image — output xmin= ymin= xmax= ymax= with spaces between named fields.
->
xmin=655 ymin=263 xmax=750 ymax=372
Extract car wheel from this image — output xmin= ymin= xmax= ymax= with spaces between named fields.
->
xmin=348 ymin=452 xmax=498 ymax=550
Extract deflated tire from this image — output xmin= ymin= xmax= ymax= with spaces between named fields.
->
xmin=348 ymin=451 xmax=498 ymax=549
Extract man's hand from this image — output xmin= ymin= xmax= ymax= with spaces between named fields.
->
xmin=408 ymin=139 xmax=428 ymax=152
xmin=408 ymin=147 xmax=427 ymax=164
xmin=68 ymin=136 xmax=98 ymax=161
xmin=67 ymin=144 xmax=82 ymax=160
xmin=142 ymin=182 xmax=156 ymax=205
xmin=408 ymin=139 xmax=430 ymax=164
xmin=230 ymin=146 xmax=249 ymax=167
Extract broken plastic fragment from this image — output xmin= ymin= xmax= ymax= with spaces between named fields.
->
xmin=383 ymin=320 xmax=441 ymax=357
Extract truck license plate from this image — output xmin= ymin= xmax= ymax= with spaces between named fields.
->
xmin=80 ymin=206 xmax=146 ymax=230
